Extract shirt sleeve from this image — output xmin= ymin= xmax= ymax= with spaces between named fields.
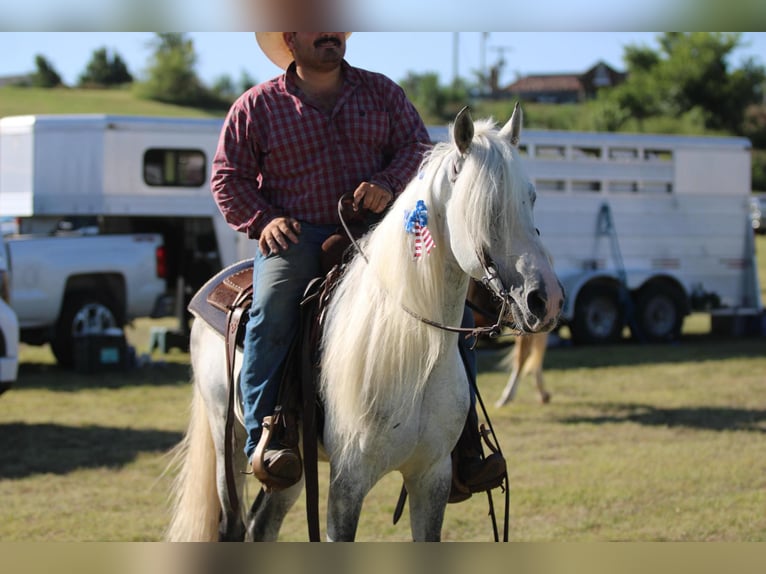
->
xmin=210 ymin=95 xmax=280 ymax=239
xmin=367 ymin=83 xmax=431 ymax=197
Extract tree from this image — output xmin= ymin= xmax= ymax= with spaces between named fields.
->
xmin=600 ymin=33 xmax=765 ymax=134
xmin=211 ymin=74 xmax=237 ymax=101
xmin=134 ymin=33 xmax=227 ymax=108
xmin=78 ymin=47 xmax=133 ymax=87
xmin=31 ymin=55 xmax=63 ymax=88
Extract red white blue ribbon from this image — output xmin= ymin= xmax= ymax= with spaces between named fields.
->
xmin=405 ymin=200 xmax=435 ymax=258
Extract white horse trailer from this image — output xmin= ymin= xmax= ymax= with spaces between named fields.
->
xmin=1 ymin=114 xmax=760 ymax=344
xmin=494 ymin=128 xmax=760 ymax=343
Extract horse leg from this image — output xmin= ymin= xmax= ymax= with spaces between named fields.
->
xmin=403 ymin=456 xmax=451 ymax=541
xmin=213 ymin=424 xmax=249 ymax=541
xmin=530 ymin=334 xmax=551 ymax=404
xmin=245 ymin=479 xmax=304 ymax=541
xmin=326 ymin=470 xmax=374 ymax=541
xmin=535 ymin=368 xmax=551 ymax=404
xmin=496 ymin=340 xmax=524 ymax=407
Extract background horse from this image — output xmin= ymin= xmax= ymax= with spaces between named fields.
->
xmin=166 ymin=105 xmax=563 ymax=542
xmin=496 ymin=332 xmax=551 ymax=405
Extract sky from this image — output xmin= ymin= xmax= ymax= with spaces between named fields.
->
xmin=1 ymin=32 xmax=765 ymax=90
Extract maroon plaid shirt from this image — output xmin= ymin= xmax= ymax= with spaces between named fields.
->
xmin=211 ymin=61 xmax=431 ymax=238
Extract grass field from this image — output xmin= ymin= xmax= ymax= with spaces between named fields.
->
xmin=2 ymin=232 xmax=765 ymax=542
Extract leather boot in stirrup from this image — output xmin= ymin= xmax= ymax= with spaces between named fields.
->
xmin=251 ymin=412 xmax=302 ymax=491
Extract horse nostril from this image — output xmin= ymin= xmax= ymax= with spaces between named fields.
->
xmin=526 ymin=289 xmax=547 ymax=317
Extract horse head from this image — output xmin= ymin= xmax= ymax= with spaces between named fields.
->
xmin=444 ymin=104 xmax=564 ymax=334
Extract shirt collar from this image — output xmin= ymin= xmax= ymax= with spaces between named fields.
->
xmin=282 ymin=60 xmax=359 ymax=96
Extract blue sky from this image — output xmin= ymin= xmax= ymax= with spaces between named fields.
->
xmin=1 ymin=32 xmax=765 ymax=89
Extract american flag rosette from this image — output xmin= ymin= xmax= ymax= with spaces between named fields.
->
xmin=404 ymin=200 xmax=435 ymax=259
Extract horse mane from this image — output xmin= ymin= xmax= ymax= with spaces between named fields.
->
xmin=319 ymin=117 xmax=528 ymax=474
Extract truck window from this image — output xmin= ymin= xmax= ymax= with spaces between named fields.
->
xmin=143 ymin=149 xmax=207 ymax=187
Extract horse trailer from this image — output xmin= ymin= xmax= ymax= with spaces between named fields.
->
xmin=1 ymin=114 xmax=761 ymax=344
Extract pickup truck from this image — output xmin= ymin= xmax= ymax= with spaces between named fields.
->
xmin=0 ymin=233 xmax=19 ymax=392
xmin=3 ymin=228 xmax=167 ymax=368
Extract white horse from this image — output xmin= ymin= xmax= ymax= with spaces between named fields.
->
xmin=166 ymin=105 xmax=563 ymax=542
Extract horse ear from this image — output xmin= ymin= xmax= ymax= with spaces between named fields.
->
xmin=453 ymin=106 xmax=474 ymax=154
xmin=499 ymin=101 xmax=522 ymax=147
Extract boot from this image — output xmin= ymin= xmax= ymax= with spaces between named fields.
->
xmin=448 ymin=407 xmax=506 ymax=503
xmin=251 ymin=408 xmax=302 ymax=492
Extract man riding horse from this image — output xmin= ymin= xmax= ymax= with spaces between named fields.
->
xmin=210 ymin=32 xmax=506 ymax=501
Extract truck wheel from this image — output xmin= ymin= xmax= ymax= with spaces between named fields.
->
xmin=570 ymin=283 xmax=624 ymax=345
xmin=633 ymin=283 xmax=685 ymax=342
xmin=51 ymin=294 xmax=120 ymax=368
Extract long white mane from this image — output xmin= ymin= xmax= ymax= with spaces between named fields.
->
xmin=319 ymin=118 xmax=529 ymax=473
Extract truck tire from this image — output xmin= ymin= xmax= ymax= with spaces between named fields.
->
xmin=51 ymin=293 xmax=120 ymax=368
xmin=633 ymin=283 xmax=685 ymax=342
xmin=570 ymin=283 xmax=624 ymax=345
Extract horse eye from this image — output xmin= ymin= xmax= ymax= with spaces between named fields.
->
xmin=536 ymin=228 xmax=540 ymax=236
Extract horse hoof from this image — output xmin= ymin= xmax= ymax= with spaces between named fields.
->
xmin=540 ymin=392 xmax=551 ymax=404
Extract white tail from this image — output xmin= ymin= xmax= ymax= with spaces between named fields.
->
xmin=165 ymin=384 xmax=221 ymax=542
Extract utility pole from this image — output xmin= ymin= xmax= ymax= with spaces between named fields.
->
xmin=489 ymin=45 xmax=514 ymax=91
xmin=480 ymin=32 xmax=490 ymax=92
xmin=452 ymin=32 xmax=459 ymax=86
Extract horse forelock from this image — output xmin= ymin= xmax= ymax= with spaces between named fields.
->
xmin=450 ymin=121 xmax=528 ymax=259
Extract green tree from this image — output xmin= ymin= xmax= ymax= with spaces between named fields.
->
xmin=31 ymin=54 xmax=63 ymax=88
xmin=599 ymin=33 xmax=765 ymax=134
xmin=211 ymin=74 xmax=237 ymax=101
xmin=78 ymin=47 xmax=133 ymax=87
xmin=135 ymin=33 xmax=202 ymax=105
xmin=134 ymin=33 xmax=227 ymax=109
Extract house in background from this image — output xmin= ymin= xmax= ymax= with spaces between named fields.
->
xmin=503 ymin=61 xmax=627 ymax=103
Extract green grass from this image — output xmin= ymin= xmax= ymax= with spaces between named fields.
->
xmin=0 ymin=86 xmax=223 ymax=118
xmin=2 ymin=301 xmax=765 ymax=541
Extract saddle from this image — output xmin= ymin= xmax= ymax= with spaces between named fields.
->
xmin=187 ymin=227 xmax=362 ymax=542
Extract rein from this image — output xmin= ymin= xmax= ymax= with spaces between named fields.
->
xmin=337 ymin=195 xmax=515 ymax=342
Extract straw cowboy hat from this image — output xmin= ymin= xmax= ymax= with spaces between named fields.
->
xmin=255 ymin=32 xmax=352 ymax=70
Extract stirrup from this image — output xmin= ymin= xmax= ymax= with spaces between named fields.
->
xmin=251 ymin=411 xmax=302 ymax=492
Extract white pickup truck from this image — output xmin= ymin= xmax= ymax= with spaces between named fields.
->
xmin=0 ymin=233 xmax=19 ymax=391
xmin=3 ymin=222 xmax=167 ymax=368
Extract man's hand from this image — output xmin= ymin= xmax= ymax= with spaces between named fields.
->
xmin=353 ymin=182 xmax=394 ymax=214
xmin=258 ymin=216 xmax=301 ymax=256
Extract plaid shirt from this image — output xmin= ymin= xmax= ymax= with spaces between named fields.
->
xmin=211 ymin=61 xmax=431 ymax=238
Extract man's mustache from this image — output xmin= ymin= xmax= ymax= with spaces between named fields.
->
xmin=314 ymin=36 xmax=342 ymax=48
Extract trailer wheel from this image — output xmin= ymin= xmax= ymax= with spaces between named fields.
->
xmin=570 ymin=283 xmax=624 ymax=345
xmin=51 ymin=293 xmax=120 ymax=368
xmin=634 ymin=283 xmax=685 ymax=342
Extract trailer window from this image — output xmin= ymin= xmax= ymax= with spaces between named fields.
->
xmin=572 ymin=180 xmax=601 ymax=193
xmin=536 ymin=179 xmax=566 ymax=192
xmin=609 ymin=181 xmax=639 ymax=193
xmin=535 ymin=145 xmax=566 ymax=159
xmin=641 ymin=181 xmax=673 ymax=193
xmin=608 ymin=148 xmax=638 ymax=160
xmin=644 ymin=149 xmax=673 ymax=162
xmin=572 ymin=146 xmax=601 ymax=160
xmin=144 ymin=149 xmax=207 ymax=187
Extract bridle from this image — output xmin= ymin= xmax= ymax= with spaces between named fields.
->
xmin=337 ymin=186 xmax=519 ymax=344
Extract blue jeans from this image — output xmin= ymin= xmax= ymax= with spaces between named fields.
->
xmin=240 ymin=222 xmax=337 ymax=458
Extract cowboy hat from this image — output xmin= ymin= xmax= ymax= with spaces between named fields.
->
xmin=255 ymin=33 xmax=352 ymax=70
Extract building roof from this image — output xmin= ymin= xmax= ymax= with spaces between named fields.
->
xmin=505 ymin=74 xmax=583 ymax=93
